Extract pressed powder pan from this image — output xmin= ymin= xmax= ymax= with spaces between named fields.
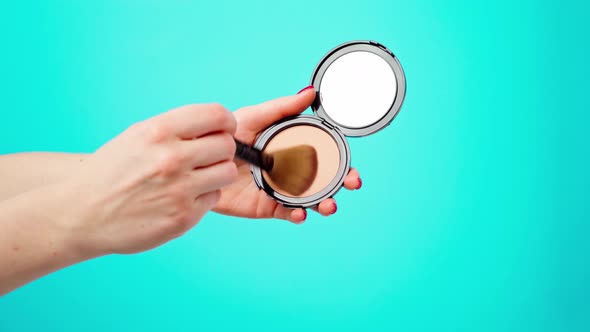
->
xmin=251 ymin=40 xmax=406 ymax=208
xmin=261 ymin=124 xmax=340 ymax=198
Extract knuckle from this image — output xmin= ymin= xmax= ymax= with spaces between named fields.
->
xmin=171 ymin=213 xmax=192 ymax=232
xmin=222 ymin=161 xmax=239 ymax=182
xmin=209 ymin=102 xmax=227 ymax=113
xmin=208 ymin=103 xmax=227 ymax=121
xmin=207 ymin=190 xmax=222 ymax=207
xmin=196 ymin=190 xmax=221 ymax=211
xmin=170 ymin=198 xmax=192 ymax=227
xmin=208 ymin=104 xmax=236 ymax=133
xmin=225 ymin=113 xmax=237 ymax=134
xmin=219 ymin=133 xmax=237 ymax=158
xmin=133 ymin=121 xmax=169 ymax=143
xmin=154 ymin=150 xmax=182 ymax=177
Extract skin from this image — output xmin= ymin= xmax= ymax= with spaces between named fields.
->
xmin=216 ymin=88 xmax=361 ymax=222
xmin=0 ymin=88 xmax=361 ymax=295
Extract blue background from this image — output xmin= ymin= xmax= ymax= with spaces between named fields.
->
xmin=1 ymin=1 xmax=588 ymax=331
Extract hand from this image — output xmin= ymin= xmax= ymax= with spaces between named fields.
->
xmin=59 ymin=104 xmax=238 ymax=255
xmin=213 ymin=87 xmax=362 ymax=224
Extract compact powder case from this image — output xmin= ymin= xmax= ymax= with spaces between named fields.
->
xmin=251 ymin=40 xmax=406 ymax=208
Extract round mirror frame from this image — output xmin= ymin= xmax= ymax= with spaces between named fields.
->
xmin=311 ymin=40 xmax=406 ymax=137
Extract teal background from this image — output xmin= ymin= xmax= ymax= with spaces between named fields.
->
xmin=0 ymin=0 xmax=588 ymax=331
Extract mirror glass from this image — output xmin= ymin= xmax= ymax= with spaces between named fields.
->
xmin=319 ymin=51 xmax=397 ymax=128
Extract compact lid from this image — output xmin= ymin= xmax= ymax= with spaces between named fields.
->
xmin=311 ymin=40 xmax=406 ymax=137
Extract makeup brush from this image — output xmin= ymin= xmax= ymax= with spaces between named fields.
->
xmin=234 ymin=139 xmax=318 ymax=196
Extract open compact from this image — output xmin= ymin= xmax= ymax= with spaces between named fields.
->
xmin=251 ymin=40 xmax=406 ymax=208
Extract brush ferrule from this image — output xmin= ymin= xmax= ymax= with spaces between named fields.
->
xmin=261 ymin=154 xmax=274 ymax=171
xmin=234 ymin=139 xmax=273 ymax=171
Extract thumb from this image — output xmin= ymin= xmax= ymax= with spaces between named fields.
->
xmin=235 ymin=86 xmax=316 ymax=137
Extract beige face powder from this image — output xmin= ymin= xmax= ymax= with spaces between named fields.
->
xmin=262 ymin=125 xmax=340 ymax=197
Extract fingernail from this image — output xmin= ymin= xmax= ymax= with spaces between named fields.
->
xmin=297 ymin=85 xmax=314 ymax=94
xmin=331 ymin=203 xmax=337 ymax=215
xmin=357 ymin=178 xmax=362 ymax=190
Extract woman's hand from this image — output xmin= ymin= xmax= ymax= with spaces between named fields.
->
xmin=213 ymin=87 xmax=362 ymax=224
xmin=60 ymin=104 xmax=239 ymax=256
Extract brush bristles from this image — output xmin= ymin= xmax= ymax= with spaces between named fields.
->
xmin=267 ymin=145 xmax=318 ymax=196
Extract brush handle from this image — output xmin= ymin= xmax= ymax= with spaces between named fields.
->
xmin=234 ymin=139 xmax=273 ymax=171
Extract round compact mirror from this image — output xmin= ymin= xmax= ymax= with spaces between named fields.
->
xmin=250 ymin=40 xmax=405 ymax=208
xmin=311 ymin=41 xmax=405 ymax=137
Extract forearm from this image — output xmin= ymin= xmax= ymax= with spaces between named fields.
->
xmin=0 ymin=184 xmax=92 ymax=295
xmin=0 ymin=152 xmax=87 ymax=201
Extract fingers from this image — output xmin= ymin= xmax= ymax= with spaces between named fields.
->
xmin=343 ymin=168 xmax=362 ymax=190
xmin=289 ymin=209 xmax=307 ymax=224
xmin=272 ymin=205 xmax=307 ymax=224
xmin=235 ymin=86 xmax=316 ymax=135
xmin=189 ymin=190 xmax=222 ymax=227
xmin=280 ymin=167 xmax=361 ymax=222
xmin=285 ymin=167 xmax=360 ymax=222
xmin=189 ymin=160 xmax=239 ymax=196
xmin=311 ymin=198 xmax=337 ymax=216
xmin=193 ymin=190 xmax=222 ymax=214
xmin=177 ymin=132 xmax=236 ymax=169
xmin=307 ymin=168 xmax=360 ymax=218
xmin=154 ymin=103 xmax=237 ymax=139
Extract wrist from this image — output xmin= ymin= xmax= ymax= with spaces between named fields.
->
xmin=38 ymin=182 xmax=103 ymax=263
xmin=0 ymin=183 xmax=97 ymax=295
